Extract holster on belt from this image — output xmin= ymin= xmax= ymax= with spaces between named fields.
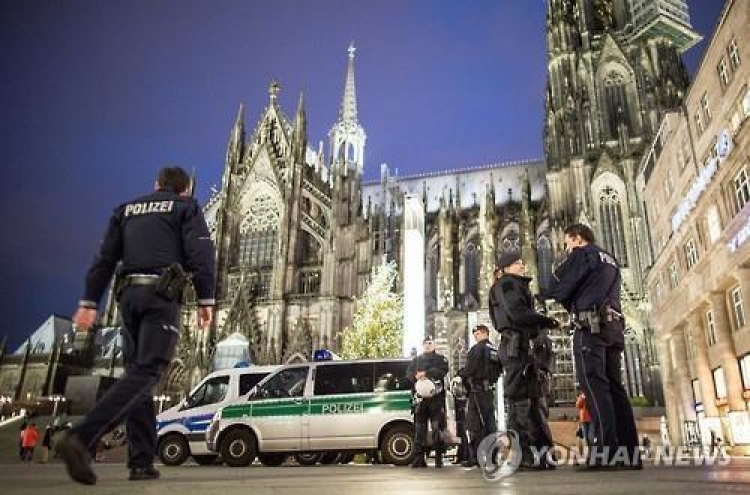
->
xmin=155 ymin=263 xmax=189 ymax=301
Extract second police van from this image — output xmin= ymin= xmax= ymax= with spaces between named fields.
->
xmin=206 ymin=358 xmax=459 ymax=467
xmin=156 ymin=365 xmax=278 ymax=465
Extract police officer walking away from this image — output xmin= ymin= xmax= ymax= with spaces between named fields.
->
xmin=490 ymin=251 xmax=559 ymax=469
xmin=59 ymin=167 xmax=216 ymax=485
xmin=407 ymin=336 xmax=449 ymax=468
xmin=543 ymin=223 xmax=640 ymax=470
xmin=458 ymin=324 xmax=501 ymax=467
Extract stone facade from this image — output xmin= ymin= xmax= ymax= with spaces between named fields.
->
xmin=639 ymin=0 xmax=750 ymax=450
xmin=543 ymin=0 xmax=702 ymax=406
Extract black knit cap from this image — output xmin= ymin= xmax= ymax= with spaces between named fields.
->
xmin=496 ymin=251 xmax=522 ymax=270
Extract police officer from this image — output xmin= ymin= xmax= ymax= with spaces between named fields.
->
xmin=59 ymin=167 xmax=216 ymax=485
xmin=542 ymin=223 xmax=640 ymax=470
xmin=458 ymin=324 xmax=501 ymax=467
xmin=406 ymin=336 xmax=449 ymax=468
xmin=490 ymin=251 xmax=559 ymax=469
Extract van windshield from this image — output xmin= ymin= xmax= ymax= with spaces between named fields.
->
xmin=187 ymin=375 xmax=230 ymax=408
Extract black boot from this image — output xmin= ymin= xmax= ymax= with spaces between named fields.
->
xmin=435 ymin=452 xmax=443 ymax=468
xmin=57 ymin=434 xmax=97 ymax=486
xmin=411 ymin=455 xmax=427 ymax=468
xmin=129 ymin=466 xmax=161 ymax=481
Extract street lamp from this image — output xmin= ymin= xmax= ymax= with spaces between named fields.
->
xmin=49 ymin=396 xmax=67 ymax=422
xmin=153 ymin=395 xmax=171 ymax=414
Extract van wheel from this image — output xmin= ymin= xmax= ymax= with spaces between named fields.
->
xmin=220 ymin=429 xmax=257 ymax=467
xmin=258 ymin=453 xmax=287 ymax=467
xmin=193 ymin=455 xmax=219 ymax=466
xmin=380 ymin=425 xmax=415 ymax=466
xmin=294 ymin=452 xmax=322 ymax=466
xmin=159 ymin=434 xmax=190 ymax=466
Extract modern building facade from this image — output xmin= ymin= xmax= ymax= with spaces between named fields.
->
xmin=639 ymin=0 xmax=750 ymax=451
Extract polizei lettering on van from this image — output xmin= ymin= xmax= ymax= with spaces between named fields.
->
xmin=320 ymin=402 xmax=364 ymax=414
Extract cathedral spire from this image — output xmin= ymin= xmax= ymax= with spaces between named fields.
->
xmin=339 ymin=43 xmax=359 ymax=124
xmin=329 ymin=44 xmax=367 ymax=177
xmin=292 ymin=92 xmax=307 ymax=163
xmin=225 ymin=103 xmax=245 ymax=174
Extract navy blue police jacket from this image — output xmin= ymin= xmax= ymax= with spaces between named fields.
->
xmin=489 ymin=274 xmax=556 ymax=339
xmin=79 ymin=189 xmax=216 ymax=309
xmin=542 ymin=243 xmax=621 ymax=315
xmin=406 ymin=351 xmax=449 ymax=387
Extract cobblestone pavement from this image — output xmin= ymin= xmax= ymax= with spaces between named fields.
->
xmin=1 ymin=458 xmax=749 ymax=495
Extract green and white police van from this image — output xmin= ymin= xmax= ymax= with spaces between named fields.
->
xmin=206 ymin=358 xmax=427 ymax=467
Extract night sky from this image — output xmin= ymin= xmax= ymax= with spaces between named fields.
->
xmin=0 ymin=1 xmax=726 ymax=350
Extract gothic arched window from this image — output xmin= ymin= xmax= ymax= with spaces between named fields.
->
xmin=598 ymin=187 xmax=629 ymax=266
xmin=537 ymin=236 xmax=553 ymax=291
xmin=238 ymin=193 xmax=280 ymax=269
xmin=463 ymin=239 xmax=480 ymax=308
xmin=603 ymin=70 xmax=630 ymax=138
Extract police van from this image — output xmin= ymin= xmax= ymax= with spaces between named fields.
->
xmin=156 ymin=365 xmax=278 ymax=465
xmin=206 ymin=358 xmax=454 ymax=467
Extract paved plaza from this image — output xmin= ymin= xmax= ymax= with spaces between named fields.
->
xmin=1 ymin=459 xmax=748 ymax=495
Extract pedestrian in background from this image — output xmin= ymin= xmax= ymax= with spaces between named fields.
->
xmin=40 ymin=425 xmax=53 ymax=463
xmin=576 ymin=389 xmax=593 ymax=447
xmin=21 ymin=422 xmax=39 ymax=463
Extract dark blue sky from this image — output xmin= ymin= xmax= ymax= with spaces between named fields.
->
xmin=0 ymin=0 xmax=725 ymax=350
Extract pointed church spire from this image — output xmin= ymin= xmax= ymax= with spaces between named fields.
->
xmin=293 ymin=92 xmax=307 ymax=163
xmin=225 ymin=103 xmax=245 ymax=172
xmin=339 ymin=43 xmax=359 ymax=123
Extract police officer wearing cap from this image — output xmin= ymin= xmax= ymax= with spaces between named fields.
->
xmin=458 ymin=324 xmax=501 ymax=467
xmin=406 ymin=336 xmax=449 ymax=468
xmin=59 ymin=167 xmax=216 ymax=485
xmin=542 ymin=223 xmax=640 ymax=470
xmin=490 ymin=251 xmax=559 ymax=469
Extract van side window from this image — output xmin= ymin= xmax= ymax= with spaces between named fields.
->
xmin=188 ymin=376 xmax=229 ymax=408
xmin=314 ymin=363 xmax=374 ymax=395
xmin=256 ymin=367 xmax=309 ymax=399
xmin=374 ymin=361 xmax=411 ymax=391
xmin=239 ymin=372 xmax=271 ymax=395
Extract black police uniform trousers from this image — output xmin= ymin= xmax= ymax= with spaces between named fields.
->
xmin=499 ymin=337 xmax=548 ymax=464
xmin=465 ymin=387 xmax=496 ymax=462
xmin=573 ymin=321 xmax=639 ymax=465
xmin=453 ymin=397 xmax=469 ymax=462
xmin=413 ymin=392 xmax=447 ymax=456
xmin=70 ymin=285 xmax=180 ymax=468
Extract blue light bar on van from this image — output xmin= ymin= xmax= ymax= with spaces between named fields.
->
xmin=312 ymin=349 xmax=341 ymax=361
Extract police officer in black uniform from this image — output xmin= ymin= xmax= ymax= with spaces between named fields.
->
xmin=59 ymin=167 xmax=216 ymax=485
xmin=543 ymin=223 xmax=640 ymax=470
xmin=458 ymin=324 xmax=501 ymax=467
xmin=406 ymin=336 xmax=449 ymax=468
xmin=490 ymin=251 xmax=559 ymax=469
